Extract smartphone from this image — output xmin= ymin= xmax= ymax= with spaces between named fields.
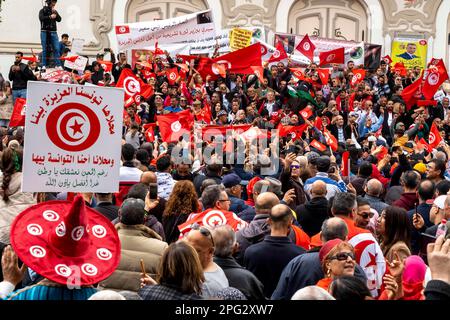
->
xmin=149 ymin=183 xmax=158 ymax=200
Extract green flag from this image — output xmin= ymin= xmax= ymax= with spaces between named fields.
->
xmin=287 ymin=85 xmax=319 ymax=109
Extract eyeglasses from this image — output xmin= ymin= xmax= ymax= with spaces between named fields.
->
xmin=191 ymin=223 xmax=215 ymax=247
xmin=291 ymin=165 xmax=300 ymax=169
xmin=357 ymin=211 xmax=374 ymax=219
xmin=218 ymin=198 xmax=231 ymax=202
xmin=329 ymin=252 xmax=355 ymax=261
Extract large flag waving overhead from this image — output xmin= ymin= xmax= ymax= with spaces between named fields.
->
xmin=156 ymin=109 xmax=194 ymax=142
xmin=401 ymin=72 xmax=423 ymax=110
xmin=212 ymin=42 xmax=262 ymax=75
xmin=319 ymin=47 xmax=345 ymax=66
xmin=116 ymin=69 xmax=154 ymax=104
xmin=268 ymin=41 xmax=288 ymax=63
xmin=296 ymin=34 xmax=316 ymax=62
xmin=422 ymin=58 xmax=449 ymax=100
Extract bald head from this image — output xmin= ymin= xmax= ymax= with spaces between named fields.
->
xmin=311 ymin=180 xmax=327 ymax=198
xmin=320 ymin=217 xmax=348 ymax=242
xmin=255 ymin=192 xmax=280 ymax=215
xmin=269 ymin=204 xmax=293 ymax=231
xmin=184 ymin=228 xmax=214 ymax=269
xmin=366 ymin=179 xmax=383 ymax=197
xmin=140 ymin=171 xmax=156 ymax=185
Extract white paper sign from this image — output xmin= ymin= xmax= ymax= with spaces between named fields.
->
xmin=115 ymin=10 xmax=216 ymax=51
xmin=71 ymin=38 xmax=85 ymax=55
xmin=64 ymin=56 xmax=88 ymax=72
xmin=22 ymin=82 xmax=124 ymax=192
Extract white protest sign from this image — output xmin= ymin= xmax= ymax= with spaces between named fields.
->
xmin=64 ymin=56 xmax=88 ymax=72
xmin=71 ymin=38 xmax=85 ymax=54
xmin=22 ymin=82 xmax=124 ymax=192
xmin=115 ymin=10 xmax=216 ymax=51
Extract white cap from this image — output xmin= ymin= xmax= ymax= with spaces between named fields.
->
xmin=434 ymin=195 xmax=447 ymax=210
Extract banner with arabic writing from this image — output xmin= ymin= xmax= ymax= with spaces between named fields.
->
xmin=22 ymin=82 xmax=124 ymax=192
xmin=115 ymin=10 xmax=216 ymax=51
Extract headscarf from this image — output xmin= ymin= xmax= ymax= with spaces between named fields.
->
xmin=402 ymin=255 xmax=427 ymax=300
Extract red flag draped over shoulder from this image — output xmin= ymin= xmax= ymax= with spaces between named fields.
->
xmin=9 ymin=98 xmax=26 ymax=127
xmin=422 ymin=58 xmax=449 ymax=100
xmin=177 ymin=208 xmax=248 ymax=238
xmin=156 ymin=109 xmax=194 ymax=142
xmin=296 ymin=34 xmax=316 ymax=62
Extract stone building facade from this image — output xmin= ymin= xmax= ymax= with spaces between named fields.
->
xmin=0 ymin=0 xmax=449 ymax=73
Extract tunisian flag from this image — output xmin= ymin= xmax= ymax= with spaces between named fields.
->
xmin=156 ymin=109 xmax=194 ymax=142
xmin=323 ymin=129 xmax=338 ymax=152
xmin=277 ymin=124 xmax=307 ymax=140
xmin=317 ymin=68 xmax=330 ymax=85
xmin=166 ymin=67 xmax=179 ymax=86
xmin=422 ymin=58 xmax=449 ymax=100
xmin=310 ymin=139 xmax=327 ymax=152
xmin=143 ymin=123 xmax=156 ymax=142
xmin=341 ymin=151 xmax=350 ymax=177
xmin=268 ymin=41 xmax=288 ymax=63
xmin=429 ymin=122 xmax=443 ymax=149
xmin=116 ymin=69 xmax=154 ymax=103
xmin=9 ymin=98 xmax=26 ymax=127
xmin=296 ymin=34 xmax=316 ymax=62
xmin=97 ymin=60 xmax=113 ymax=73
xmin=351 ymin=69 xmax=366 ymax=86
xmin=401 ymin=72 xmax=423 ymax=111
xmin=178 ymin=209 xmax=248 ymax=237
xmin=319 ymin=47 xmax=345 ymax=66
xmin=212 ymin=42 xmax=262 ymax=75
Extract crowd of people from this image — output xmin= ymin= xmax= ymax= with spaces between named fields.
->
xmin=0 ymin=3 xmax=450 ymax=301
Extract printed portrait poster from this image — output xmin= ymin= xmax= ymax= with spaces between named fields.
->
xmin=391 ymin=38 xmax=428 ymax=70
xmin=22 ymin=82 xmax=124 ymax=193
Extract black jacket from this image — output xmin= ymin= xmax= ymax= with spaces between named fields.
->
xmin=295 ymin=197 xmax=329 ymax=238
xmin=39 ymin=6 xmax=61 ymax=32
xmin=243 ymin=235 xmax=305 ymax=298
xmin=93 ymin=202 xmax=119 ymax=221
xmin=214 ymin=256 xmax=265 ymax=300
xmin=8 ymin=63 xmax=36 ymax=90
xmin=425 ymin=280 xmax=450 ymax=300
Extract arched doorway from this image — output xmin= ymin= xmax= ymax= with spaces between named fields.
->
xmin=288 ymin=0 xmax=368 ymax=42
xmin=126 ymin=0 xmax=209 ymax=23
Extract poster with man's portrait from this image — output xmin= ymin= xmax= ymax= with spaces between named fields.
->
xmin=391 ymin=38 xmax=427 ymax=70
xmin=274 ymin=34 xmax=296 ymax=54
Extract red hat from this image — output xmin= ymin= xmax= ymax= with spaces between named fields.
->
xmin=319 ymin=239 xmax=343 ymax=263
xmin=10 ymin=195 xmax=121 ymax=286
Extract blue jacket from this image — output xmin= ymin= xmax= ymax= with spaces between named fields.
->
xmin=358 ymin=111 xmax=384 ymax=137
xmin=397 ymin=52 xmax=419 ymax=60
xmin=304 ymin=172 xmax=347 ymax=200
xmin=229 ymin=195 xmax=250 ymax=214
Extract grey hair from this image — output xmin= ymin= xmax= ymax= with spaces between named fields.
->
xmin=88 ymin=290 xmax=126 ymax=300
xmin=201 ymin=184 xmax=226 ymax=209
xmin=291 ymin=286 xmax=335 ymax=300
xmin=212 ymin=225 xmax=236 ymax=258
xmin=321 ymin=217 xmax=348 ymax=242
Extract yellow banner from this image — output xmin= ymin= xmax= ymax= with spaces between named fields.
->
xmin=229 ymin=28 xmax=253 ymax=52
xmin=391 ymin=39 xmax=427 ymax=70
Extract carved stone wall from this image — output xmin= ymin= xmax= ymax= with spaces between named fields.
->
xmin=126 ymin=0 xmax=209 ymax=22
xmin=379 ymin=0 xmax=443 ymax=38
xmin=220 ymin=0 xmax=281 ymax=29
